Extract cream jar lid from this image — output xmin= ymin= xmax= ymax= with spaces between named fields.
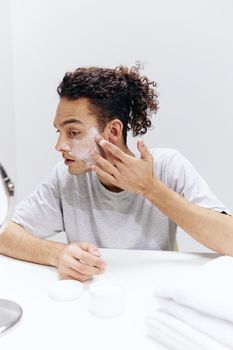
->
xmin=48 ymin=280 xmax=83 ymax=301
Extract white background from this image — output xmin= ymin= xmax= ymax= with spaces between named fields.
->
xmin=0 ymin=0 xmax=233 ymax=251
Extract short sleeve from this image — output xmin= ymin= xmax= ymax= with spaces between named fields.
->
xmin=157 ymin=150 xmax=231 ymax=215
xmin=11 ymin=164 xmax=65 ymax=238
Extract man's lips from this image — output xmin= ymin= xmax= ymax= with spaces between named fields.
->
xmin=63 ymin=156 xmax=75 ymax=166
xmin=64 ymin=159 xmax=75 ymax=165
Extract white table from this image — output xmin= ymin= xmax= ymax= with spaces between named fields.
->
xmin=0 ymin=249 xmax=220 ymax=350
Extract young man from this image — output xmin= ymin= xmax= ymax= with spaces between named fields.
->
xmin=0 ymin=66 xmax=232 ymax=282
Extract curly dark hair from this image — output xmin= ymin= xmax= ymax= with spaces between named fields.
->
xmin=57 ymin=65 xmax=159 ymax=143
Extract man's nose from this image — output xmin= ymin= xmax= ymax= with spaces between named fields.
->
xmin=55 ymin=135 xmax=71 ymax=152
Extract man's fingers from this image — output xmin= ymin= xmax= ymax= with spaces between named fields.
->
xmin=68 ymin=256 xmax=104 ymax=275
xmin=91 ymin=164 xmax=118 ymax=187
xmin=58 ymin=243 xmax=107 ymax=283
xmin=137 ymin=139 xmax=151 ymax=160
xmin=80 ymin=250 xmax=106 ymax=270
xmin=95 ymin=136 xmax=128 ymax=162
xmin=70 ymin=244 xmax=106 ymax=270
xmin=60 ymin=267 xmax=92 ymax=282
xmin=78 ymin=242 xmax=101 ymax=257
xmin=91 ymin=151 xmax=119 ymax=176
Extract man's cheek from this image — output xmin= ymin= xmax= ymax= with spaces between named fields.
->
xmin=69 ymin=127 xmax=101 ymax=166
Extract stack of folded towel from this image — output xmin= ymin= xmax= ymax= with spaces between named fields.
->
xmin=147 ymin=256 xmax=233 ymax=350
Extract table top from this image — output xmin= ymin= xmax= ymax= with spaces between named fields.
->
xmin=0 ymin=249 xmax=220 ymax=350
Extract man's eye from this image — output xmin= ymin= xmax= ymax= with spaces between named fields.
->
xmin=69 ymin=131 xmax=80 ymax=137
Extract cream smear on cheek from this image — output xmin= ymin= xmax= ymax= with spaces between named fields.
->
xmin=69 ymin=127 xmax=101 ymax=167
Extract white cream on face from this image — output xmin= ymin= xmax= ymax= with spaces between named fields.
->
xmin=69 ymin=127 xmax=101 ymax=167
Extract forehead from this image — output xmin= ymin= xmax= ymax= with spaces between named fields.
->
xmin=54 ymin=97 xmax=98 ymax=128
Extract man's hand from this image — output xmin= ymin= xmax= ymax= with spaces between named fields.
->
xmin=90 ymin=135 xmax=155 ymax=195
xmin=57 ymin=242 xmax=106 ymax=282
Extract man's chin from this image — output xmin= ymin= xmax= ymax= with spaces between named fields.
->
xmin=67 ymin=165 xmax=91 ymax=175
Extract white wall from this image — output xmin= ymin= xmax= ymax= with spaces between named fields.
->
xmin=7 ymin=0 xmax=233 ymax=251
xmin=0 ymin=0 xmax=16 ymax=180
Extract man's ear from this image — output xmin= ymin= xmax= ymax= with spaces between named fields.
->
xmin=107 ymin=119 xmax=123 ymax=144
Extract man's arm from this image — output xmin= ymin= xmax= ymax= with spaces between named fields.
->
xmin=0 ymin=221 xmax=64 ymax=266
xmin=0 ymin=221 xmax=106 ymax=281
xmin=91 ymin=136 xmax=233 ymax=255
xmin=143 ymin=178 xmax=233 ymax=255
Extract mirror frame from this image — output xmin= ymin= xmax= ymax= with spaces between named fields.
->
xmin=0 ymin=164 xmax=14 ymax=232
xmin=0 ymin=165 xmax=23 ymax=333
xmin=0 ymin=164 xmax=14 ymax=198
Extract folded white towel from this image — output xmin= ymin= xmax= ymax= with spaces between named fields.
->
xmin=147 ymin=311 xmax=230 ymax=350
xmin=146 ymin=256 xmax=233 ymax=349
xmin=151 ymin=298 xmax=233 ymax=349
xmin=154 ymin=256 xmax=233 ymax=323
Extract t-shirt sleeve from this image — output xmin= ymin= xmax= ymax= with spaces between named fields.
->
xmin=11 ymin=164 xmax=65 ymax=238
xmin=159 ymin=150 xmax=231 ymax=215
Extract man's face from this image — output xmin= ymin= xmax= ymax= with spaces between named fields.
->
xmin=54 ymin=97 xmax=102 ymax=175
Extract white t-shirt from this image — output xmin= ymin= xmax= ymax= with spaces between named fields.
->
xmin=12 ymin=148 xmax=230 ymax=250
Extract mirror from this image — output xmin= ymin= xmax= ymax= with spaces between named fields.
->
xmin=0 ymin=300 xmax=23 ymax=334
xmin=0 ymin=163 xmax=14 ymax=231
xmin=0 ymin=164 xmax=23 ymax=334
